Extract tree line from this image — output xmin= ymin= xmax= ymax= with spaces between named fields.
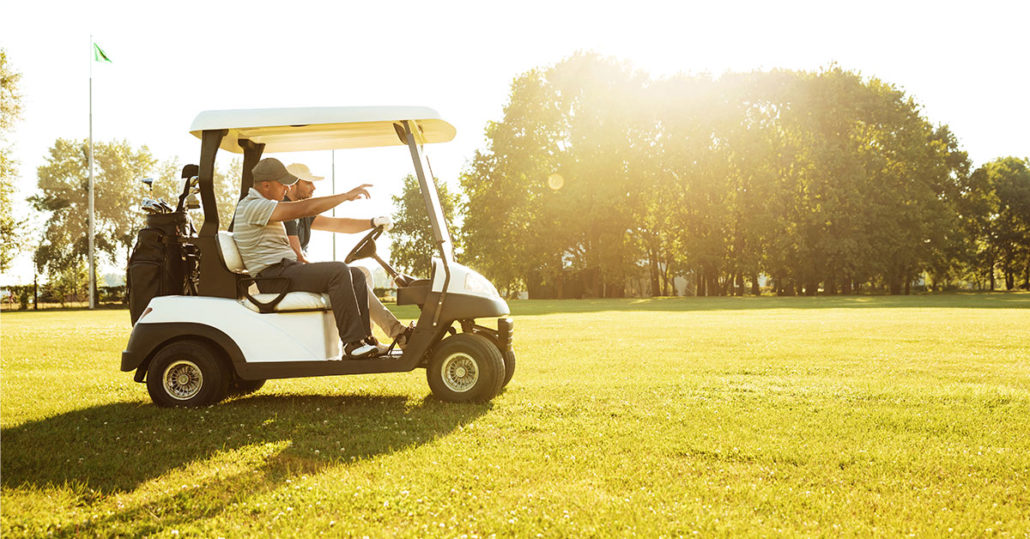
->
xmin=453 ymin=53 xmax=1030 ymax=297
xmin=4 ymin=49 xmax=1028 ymax=300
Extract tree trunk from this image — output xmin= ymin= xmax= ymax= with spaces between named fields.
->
xmin=710 ymin=273 xmax=721 ymax=297
xmin=649 ymin=250 xmax=660 ymax=297
xmin=696 ymin=269 xmax=706 ymax=297
xmin=751 ymin=273 xmax=760 ymax=296
xmin=734 ymin=273 xmax=744 ymax=296
xmin=904 ymin=279 xmax=911 ymax=295
xmin=1005 ymin=270 xmax=1015 ymax=290
xmin=825 ymin=272 xmax=837 ymax=296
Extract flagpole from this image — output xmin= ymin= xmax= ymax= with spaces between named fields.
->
xmin=88 ymin=35 xmax=96 ymax=309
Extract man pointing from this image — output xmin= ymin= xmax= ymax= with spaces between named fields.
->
xmin=231 ymin=157 xmax=379 ymax=359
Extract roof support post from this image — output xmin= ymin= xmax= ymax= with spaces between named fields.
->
xmin=196 ymin=128 xmax=236 ymax=298
xmin=401 ymin=121 xmax=453 ymax=262
xmin=198 ymin=129 xmax=227 ymax=237
xmin=237 ymin=139 xmax=266 ymax=201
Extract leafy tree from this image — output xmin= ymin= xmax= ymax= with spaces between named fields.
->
xmin=461 ymin=54 xmax=979 ymax=297
xmin=462 ymin=53 xmax=650 ymax=298
xmin=1 ymin=49 xmax=23 ymax=272
xmin=968 ymin=157 xmax=1030 ymax=289
xmin=389 ymin=174 xmax=458 ymax=278
xmin=30 ymin=139 xmax=157 ymax=282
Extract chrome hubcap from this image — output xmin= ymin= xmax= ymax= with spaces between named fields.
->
xmin=441 ymin=353 xmax=478 ymax=393
xmin=164 ymin=360 xmax=203 ymax=400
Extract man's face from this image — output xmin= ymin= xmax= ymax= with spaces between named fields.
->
xmin=291 ymin=180 xmax=316 ymax=200
xmin=254 ymin=180 xmax=289 ymax=201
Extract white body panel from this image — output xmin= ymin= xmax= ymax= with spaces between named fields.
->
xmin=430 ymin=259 xmax=506 ymax=304
xmin=138 ymin=296 xmax=340 ymax=362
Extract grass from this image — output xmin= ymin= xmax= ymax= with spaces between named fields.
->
xmin=2 ymin=294 xmax=1029 ymax=536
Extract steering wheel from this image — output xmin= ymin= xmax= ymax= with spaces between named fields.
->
xmin=344 ymin=225 xmax=383 ymax=264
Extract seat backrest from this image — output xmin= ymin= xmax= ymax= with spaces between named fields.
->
xmin=216 ymin=231 xmax=247 ymax=274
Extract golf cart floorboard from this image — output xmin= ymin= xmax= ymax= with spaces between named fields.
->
xmin=239 ymin=351 xmax=421 ymax=380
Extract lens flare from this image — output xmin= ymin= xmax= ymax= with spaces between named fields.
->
xmin=547 ymin=173 xmax=564 ymax=190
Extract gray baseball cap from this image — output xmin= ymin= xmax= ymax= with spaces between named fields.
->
xmin=252 ymin=158 xmax=299 ymax=185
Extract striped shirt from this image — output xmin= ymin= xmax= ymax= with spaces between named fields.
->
xmin=231 ymin=188 xmax=297 ymax=275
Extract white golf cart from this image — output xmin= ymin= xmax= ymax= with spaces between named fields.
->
xmin=122 ymin=107 xmax=515 ymax=406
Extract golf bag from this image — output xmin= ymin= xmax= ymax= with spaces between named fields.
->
xmin=126 ymin=212 xmax=196 ymax=324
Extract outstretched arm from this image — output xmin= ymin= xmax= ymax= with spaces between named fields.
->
xmin=311 ymin=215 xmax=375 ymax=234
xmin=269 ymin=184 xmax=371 ymax=222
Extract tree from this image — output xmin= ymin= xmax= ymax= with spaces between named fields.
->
xmin=390 ymin=174 xmax=458 ymax=278
xmin=968 ymin=157 xmax=1030 ymax=289
xmin=461 ymin=53 xmax=651 ymax=298
xmin=30 ymin=139 xmax=157 ymax=282
xmin=1 ymin=48 xmax=23 ymax=272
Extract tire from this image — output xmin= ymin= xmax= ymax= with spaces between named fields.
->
xmin=473 ymin=330 xmax=516 ymax=389
xmin=146 ymin=339 xmax=231 ymax=407
xmin=426 ymin=333 xmax=505 ymax=403
xmin=500 ymin=349 xmax=516 ymax=388
xmin=229 ymin=378 xmax=266 ymax=397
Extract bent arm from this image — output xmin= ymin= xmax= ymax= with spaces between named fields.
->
xmin=311 ymin=215 xmax=375 ymax=234
xmin=287 ymin=235 xmax=309 ymax=263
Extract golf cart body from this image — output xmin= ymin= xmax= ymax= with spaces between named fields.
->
xmin=121 ymin=107 xmax=514 ymax=406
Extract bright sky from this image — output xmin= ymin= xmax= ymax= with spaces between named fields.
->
xmin=2 ymin=0 xmax=1028 ymax=285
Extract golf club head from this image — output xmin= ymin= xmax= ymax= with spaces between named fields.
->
xmin=141 ymin=177 xmax=154 ymax=192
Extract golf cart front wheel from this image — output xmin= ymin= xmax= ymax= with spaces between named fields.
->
xmin=427 ymin=333 xmax=504 ymax=402
xmin=146 ymin=339 xmax=230 ymax=407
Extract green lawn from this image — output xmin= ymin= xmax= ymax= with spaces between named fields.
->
xmin=2 ymin=294 xmax=1029 ymax=536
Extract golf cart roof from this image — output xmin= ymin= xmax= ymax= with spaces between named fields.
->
xmin=189 ymin=106 xmax=456 ymax=154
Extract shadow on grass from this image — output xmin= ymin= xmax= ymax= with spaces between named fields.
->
xmin=509 ymin=292 xmax=1030 ymax=316
xmin=1 ymin=394 xmax=488 ymax=496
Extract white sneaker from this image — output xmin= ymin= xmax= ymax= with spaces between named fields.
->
xmin=344 ymin=341 xmax=378 ymax=359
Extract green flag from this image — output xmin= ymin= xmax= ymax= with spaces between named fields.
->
xmin=93 ymin=42 xmax=112 ymax=63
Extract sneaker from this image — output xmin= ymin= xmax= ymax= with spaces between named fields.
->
xmin=344 ymin=340 xmax=378 ymax=359
xmin=395 ymin=323 xmax=415 ymax=351
xmin=365 ymin=336 xmax=391 ymax=355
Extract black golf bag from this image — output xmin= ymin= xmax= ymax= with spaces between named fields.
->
xmin=126 ymin=212 xmax=198 ymax=324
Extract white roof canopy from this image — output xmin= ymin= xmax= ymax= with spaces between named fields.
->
xmin=189 ymin=106 xmax=456 ymax=154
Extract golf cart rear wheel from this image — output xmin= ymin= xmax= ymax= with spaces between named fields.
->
xmin=146 ymin=339 xmax=230 ymax=407
xmin=427 ymin=333 xmax=504 ymax=402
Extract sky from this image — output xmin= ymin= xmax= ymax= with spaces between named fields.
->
xmin=2 ymin=0 xmax=1028 ymax=285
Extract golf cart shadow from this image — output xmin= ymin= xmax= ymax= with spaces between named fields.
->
xmin=1 ymin=395 xmax=490 ymax=495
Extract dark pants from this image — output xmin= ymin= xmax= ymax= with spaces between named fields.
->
xmin=258 ymin=259 xmax=370 ymax=344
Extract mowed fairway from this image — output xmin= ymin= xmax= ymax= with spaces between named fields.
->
xmin=2 ymin=294 xmax=1029 ymax=536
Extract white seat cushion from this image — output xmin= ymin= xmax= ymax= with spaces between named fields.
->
xmin=219 ymin=231 xmax=331 ymax=313
xmin=217 ymin=231 xmax=247 ymax=274
xmin=241 ymin=291 xmax=332 ymax=313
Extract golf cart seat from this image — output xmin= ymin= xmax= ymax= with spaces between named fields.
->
xmin=215 ymin=231 xmax=332 ymax=313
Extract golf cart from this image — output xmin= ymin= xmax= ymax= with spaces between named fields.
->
xmin=122 ymin=107 xmax=515 ymax=406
